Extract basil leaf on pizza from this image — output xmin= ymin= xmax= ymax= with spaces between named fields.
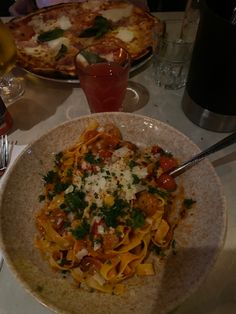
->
xmin=55 ymin=44 xmax=68 ymax=60
xmin=79 ymin=16 xmax=112 ymax=38
xmin=80 ymin=50 xmax=107 ymax=64
xmin=38 ymin=28 xmax=64 ymax=42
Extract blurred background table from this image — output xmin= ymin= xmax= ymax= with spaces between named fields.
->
xmin=0 ymin=11 xmax=236 ymax=314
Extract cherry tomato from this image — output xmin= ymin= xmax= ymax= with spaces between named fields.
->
xmin=84 ymin=130 xmax=99 ymax=141
xmin=156 ymin=173 xmax=177 ymax=192
xmin=104 ymin=135 xmax=120 ymax=149
xmin=151 ymin=145 xmax=162 ymax=155
xmin=159 ymin=155 xmax=178 ymax=172
xmin=103 ymin=124 xmax=122 ymax=139
xmin=98 ymin=149 xmax=113 ymax=160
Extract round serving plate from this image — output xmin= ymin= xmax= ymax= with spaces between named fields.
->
xmin=0 ymin=112 xmax=226 ymax=314
xmin=22 ymin=52 xmax=153 ymax=84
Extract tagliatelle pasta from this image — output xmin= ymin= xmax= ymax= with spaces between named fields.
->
xmin=35 ymin=120 xmax=194 ymax=294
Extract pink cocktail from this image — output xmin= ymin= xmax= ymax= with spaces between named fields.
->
xmin=75 ymin=44 xmax=130 ymax=113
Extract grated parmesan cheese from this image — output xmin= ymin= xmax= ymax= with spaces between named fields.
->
xmin=76 ymin=248 xmax=88 ymax=261
xmin=73 ymin=147 xmax=148 ymax=206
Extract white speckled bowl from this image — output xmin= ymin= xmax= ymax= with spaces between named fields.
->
xmin=0 ymin=113 xmax=227 ymax=314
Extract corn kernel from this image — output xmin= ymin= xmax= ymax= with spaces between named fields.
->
xmin=104 ymin=194 xmax=114 ymax=206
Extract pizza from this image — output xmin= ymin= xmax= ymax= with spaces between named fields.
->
xmin=7 ymin=0 xmax=161 ymax=80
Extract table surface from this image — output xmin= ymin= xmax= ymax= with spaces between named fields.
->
xmin=1 ymin=12 xmax=236 ymax=314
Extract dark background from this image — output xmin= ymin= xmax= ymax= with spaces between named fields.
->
xmin=0 ymin=0 xmax=187 ymax=16
xmin=0 ymin=0 xmax=15 ymax=16
xmin=147 ymin=0 xmax=187 ymax=12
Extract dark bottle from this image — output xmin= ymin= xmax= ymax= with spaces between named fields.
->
xmin=182 ymin=0 xmax=236 ymax=132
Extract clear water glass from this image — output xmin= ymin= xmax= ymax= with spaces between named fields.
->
xmin=154 ymin=38 xmax=193 ymax=89
xmin=153 ymin=19 xmax=194 ymax=90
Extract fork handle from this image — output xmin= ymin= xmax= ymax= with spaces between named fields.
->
xmin=169 ymin=131 xmax=236 ymax=177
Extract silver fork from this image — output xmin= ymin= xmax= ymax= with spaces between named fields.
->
xmin=0 ymin=135 xmax=10 ymax=176
xmin=169 ymin=131 xmax=236 ymax=177
xmin=0 ymin=135 xmax=11 ymax=270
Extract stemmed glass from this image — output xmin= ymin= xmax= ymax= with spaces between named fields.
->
xmin=0 ymin=19 xmax=24 ymax=104
xmin=75 ymin=43 xmax=130 ymax=113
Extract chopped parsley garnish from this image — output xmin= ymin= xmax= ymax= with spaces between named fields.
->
xmin=101 ymin=198 xmax=128 ymax=228
xmin=183 ymin=198 xmax=196 ymax=209
xmin=55 ymin=151 xmax=63 ymax=165
xmin=148 ymin=186 xmax=170 ymax=199
xmin=54 ymin=181 xmax=70 ymax=193
xmin=72 ymin=220 xmax=90 ymax=240
xmin=90 ymin=202 xmax=97 ymax=210
xmin=63 ymin=221 xmax=71 ymax=229
xmin=148 ymin=186 xmax=157 ymax=194
xmin=127 ymin=209 xmax=145 ymax=229
xmin=66 ymin=168 xmax=73 ymax=177
xmin=61 ymin=269 xmax=69 ymax=274
xmin=38 ymin=194 xmax=45 ymax=202
xmin=43 ymin=167 xmax=71 ymax=196
xmin=129 ymin=160 xmax=137 ymax=169
xmin=84 ymin=151 xmax=101 ymax=164
xmin=132 ymin=174 xmax=140 ymax=184
xmin=58 ymin=258 xmax=71 ymax=266
xmin=47 ymin=190 xmax=55 ymax=200
xmin=60 ymin=203 xmax=67 ymax=210
xmin=43 ymin=170 xmax=57 ymax=184
xmin=94 ymin=238 xmax=102 ymax=244
xmin=152 ymin=245 xmax=166 ymax=257
xmin=64 ymin=190 xmax=88 ymax=213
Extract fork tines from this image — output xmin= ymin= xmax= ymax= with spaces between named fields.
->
xmin=0 ymin=135 xmax=9 ymax=171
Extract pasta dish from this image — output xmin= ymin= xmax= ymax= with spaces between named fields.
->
xmin=35 ymin=121 xmax=194 ymax=294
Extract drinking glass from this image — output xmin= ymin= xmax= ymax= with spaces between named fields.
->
xmin=75 ymin=43 xmax=130 ymax=113
xmin=154 ymin=38 xmax=193 ymax=90
xmin=0 ymin=19 xmax=24 ymax=104
xmin=153 ymin=19 xmax=194 ymax=90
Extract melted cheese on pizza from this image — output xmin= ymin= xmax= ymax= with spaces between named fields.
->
xmin=28 ymin=14 xmax=72 ymax=33
xmin=47 ymin=37 xmax=70 ymax=51
xmin=114 ymin=27 xmax=134 ymax=43
xmin=100 ymin=4 xmax=133 ymax=22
